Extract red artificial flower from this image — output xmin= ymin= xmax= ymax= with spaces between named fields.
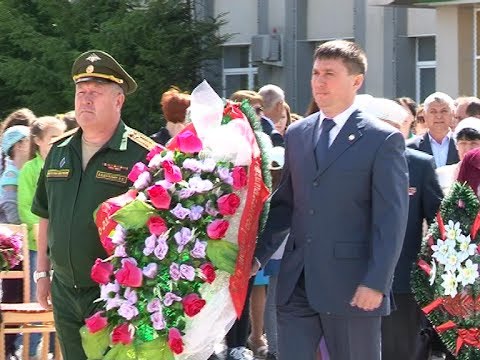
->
xmin=168 ymin=328 xmax=184 ymax=354
xmin=115 ymin=261 xmax=143 ymax=288
xmin=217 ymin=193 xmax=241 ymax=216
xmin=111 ymin=323 xmax=134 ymax=345
xmin=162 ymin=160 xmax=183 ymax=183
xmin=146 ymin=144 xmax=164 ymax=161
xmin=85 ymin=311 xmax=108 ymax=334
xmin=91 ymin=259 xmax=114 ymax=285
xmin=127 ymin=162 xmax=149 ymax=183
xmin=200 ymin=263 xmax=216 ymax=283
xmin=146 ymin=184 xmax=171 ymax=209
xmin=176 ymin=130 xmax=203 ymax=153
xmin=206 ymin=219 xmax=229 ymax=240
xmin=147 ymin=216 xmax=168 ymax=236
xmin=182 ymin=293 xmax=206 ymax=317
xmin=223 ymin=102 xmax=245 ymax=120
xmin=232 ymin=167 xmax=247 ymax=190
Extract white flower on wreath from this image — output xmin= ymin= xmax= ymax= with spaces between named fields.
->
xmin=431 ymin=238 xmax=457 ymax=265
xmin=441 ymin=271 xmax=459 ymax=297
xmin=456 ymin=259 xmax=479 ymax=286
xmin=456 ymin=234 xmax=477 ymax=262
xmin=429 ymin=260 xmax=437 ymax=286
xmin=445 ymin=220 xmax=462 ymax=240
xmin=444 ymin=252 xmax=462 ymax=273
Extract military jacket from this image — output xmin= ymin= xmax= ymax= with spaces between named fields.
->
xmin=32 ymin=121 xmax=154 ymax=287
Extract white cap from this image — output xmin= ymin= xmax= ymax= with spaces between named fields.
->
xmin=356 ymin=96 xmax=408 ymax=125
xmin=454 ymin=117 xmax=480 ymax=139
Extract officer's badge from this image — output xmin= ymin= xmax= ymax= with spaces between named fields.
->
xmin=348 ymin=134 xmax=355 ymax=141
xmin=59 ymin=157 xmax=66 ymax=168
xmin=86 ymin=53 xmax=101 ymax=63
xmin=86 ymin=65 xmax=94 ymax=73
xmin=408 ymin=187 xmax=417 ymax=196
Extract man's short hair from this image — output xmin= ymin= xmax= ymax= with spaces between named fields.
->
xmin=313 ymin=40 xmax=367 ymax=75
xmin=423 ymin=92 xmax=455 ymax=112
xmin=466 ymin=101 xmax=480 ymax=117
xmin=258 ymin=84 xmax=285 ymax=111
xmin=230 ymin=90 xmax=263 ymax=105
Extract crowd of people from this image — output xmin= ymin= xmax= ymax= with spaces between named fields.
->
xmin=1 ymin=40 xmax=480 ymax=360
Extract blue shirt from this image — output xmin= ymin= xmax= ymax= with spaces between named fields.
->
xmin=429 ymin=132 xmax=452 ymax=168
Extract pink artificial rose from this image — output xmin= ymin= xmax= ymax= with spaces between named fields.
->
xmin=127 ymin=162 xmax=149 ymax=183
xmin=232 ymin=167 xmax=247 ymax=190
xmin=182 ymin=293 xmax=206 ymax=317
xmin=223 ymin=102 xmax=246 ymax=120
xmin=168 ymin=328 xmax=184 ymax=354
xmin=147 ymin=216 xmax=168 ymax=236
xmin=115 ymin=261 xmax=143 ymax=288
xmin=91 ymin=259 xmax=114 ymax=285
xmin=162 ymin=160 xmax=183 ymax=183
xmin=146 ymin=144 xmax=164 ymax=161
xmin=111 ymin=323 xmax=134 ymax=345
xmin=177 ymin=130 xmax=203 ymax=153
xmin=146 ymin=184 xmax=172 ymax=209
xmin=200 ymin=263 xmax=216 ymax=284
xmin=85 ymin=311 xmax=108 ymax=334
xmin=206 ymin=219 xmax=229 ymax=240
xmin=217 ymin=193 xmax=241 ymax=216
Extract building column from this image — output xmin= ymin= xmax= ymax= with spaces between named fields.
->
xmin=436 ymin=5 xmax=474 ymax=97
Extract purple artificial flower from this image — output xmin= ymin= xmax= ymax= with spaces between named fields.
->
xmin=179 ymin=188 xmax=195 ymax=199
xmin=121 ymin=257 xmax=138 ymax=267
xmin=155 ymin=179 xmax=175 ymax=191
xmin=202 ymin=158 xmax=217 ymax=172
xmin=133 ymin=171 xmax=151 ymax=190
xmin=106 ymin=295 xmax=124 ymax=311
xmin=114 ymin=244 xmax=127 ymax=258
xmin=151 ymin=311 xmax=166 ymax=330
xmin=147 ymin=298 xmax=162 ymax=313
xmin=190 ymin=239 xmax=207 ymax=259
xmin=154 ymin=236 xmax=169 ymax=260
xmin=182 ymin=158 xmax=203 ymax=172
xmin=170 ymin=263 xmax=181 ymax=281
xmin=188 ymin=176 xmax=214 ymax=193
xmin=148 ymin=154 xmax=163 ymax=169
xmin=111 ymin=225 xmax=127 ymax=245
xmin=189 ymin=205 xmax=204 ymax=221
xmin=163 ymin=292 xmax=182 ymax=306
xmin=124 ymin=288 xmax=138 ymax=305
xmin=171 ymin=203 xmax=191 ymax=220
xmin=174 ymin=227 xmax=193 ymax=252
xmin=100 ymin=281 xmax=120 ymax=300
xmin=205 ymin=200 xmax=219 ymax=216
xmin=143 ymin=234 xmax=157 ymax=256
xmin=118 ymin=303 xmax=139 ymax=320
xmin=142 ymin=263 xmax=158 ymax=278
xmin=217 ymin=167 xmax=233 ymax=185
xmin=180 ymin=264 xmax=196 ymax=281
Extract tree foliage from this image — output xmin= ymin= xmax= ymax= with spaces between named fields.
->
xmin=0 ymin=0 xmax=228 ymax=133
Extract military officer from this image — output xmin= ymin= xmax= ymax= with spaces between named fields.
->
xmin=32 ymin=50 xmax=157 ymax=360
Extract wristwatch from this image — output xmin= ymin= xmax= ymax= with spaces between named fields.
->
xmin=33 ymin=270 xmax=51 ymax=283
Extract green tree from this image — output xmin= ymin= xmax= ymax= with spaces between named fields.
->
xmin=0 ymin=0 xmax=228 ymax=133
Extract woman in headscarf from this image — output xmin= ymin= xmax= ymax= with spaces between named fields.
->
xmin=457 ymin=147 xmax=480 ymax=197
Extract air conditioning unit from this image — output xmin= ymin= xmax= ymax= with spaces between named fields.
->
xmin=251 ymin=34 xmax=281 ymax=62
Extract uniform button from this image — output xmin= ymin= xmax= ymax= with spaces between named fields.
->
xmin=309 ymin=209 xmax=315 ymax=215
xmin=306 ymin=237 xmax=312 ymax=243
xmin=313 ymin=181 xmax=319 ymax=187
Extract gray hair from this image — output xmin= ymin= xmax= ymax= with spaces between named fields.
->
xmin=424 ymin=92 xmax=454 ymax=112
xmin=258 ymin=84 xmax=285 ymax=111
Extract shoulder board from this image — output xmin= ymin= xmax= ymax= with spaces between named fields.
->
xmin=127 ymin=129 xmax=157 ymax=151
xmin=49 ymin=127 xmax=79 ymax=145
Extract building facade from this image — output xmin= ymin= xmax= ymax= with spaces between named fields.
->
xmin=198 ymin=0 xmax=480 ymax=114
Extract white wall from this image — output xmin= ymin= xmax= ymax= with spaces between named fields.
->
xmin=214 ymin=0 xmax=258 ymax=44
xmin=306 ymin=0 xmax=354 ymax=40
xmin=407 ymin=8 xmax=436 ymax=36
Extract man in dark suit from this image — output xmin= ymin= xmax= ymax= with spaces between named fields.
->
xmin=407 ymin=92 xmax=459 ymax=167
xmin=253 ymin=40 xmax=409 ymax=360
xmin=361 ymin=97 xmax=443 ymax=360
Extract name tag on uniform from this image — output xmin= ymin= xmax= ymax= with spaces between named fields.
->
xmin=47 ymin=169 xmax=70 ymax=178
xmin=96 ymin=171 xmax=127 ymax=184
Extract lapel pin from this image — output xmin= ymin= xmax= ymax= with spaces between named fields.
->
xmin=348 ymin=134 xmax=355 ymax=141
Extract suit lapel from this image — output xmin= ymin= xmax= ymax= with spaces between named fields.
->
xmin=447 ymin=137 xmax=459 ymax=164
xmin=314 ymin=110 xmax=366 ymax=179
xmin=419 ymin=133 xmax=433 ymax=156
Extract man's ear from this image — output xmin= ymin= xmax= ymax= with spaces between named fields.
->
xmin=353 ymin=74 xmax=364 ymax=90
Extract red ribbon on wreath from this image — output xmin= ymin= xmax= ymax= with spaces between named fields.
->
xmin=422 ymin=298 xmax=442 ymax=314
xmin=417 ymin=259 xmax=431 ymax=276
xmin=456 ymin=328 xmax=480 ymax=355
xmin=436 ymin=212 xmax=446 ymax=240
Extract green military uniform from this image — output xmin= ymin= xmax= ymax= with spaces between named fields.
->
xmin=31 ymin=50 xmax=156 ymax=360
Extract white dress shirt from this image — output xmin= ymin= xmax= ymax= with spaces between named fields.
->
xmin=429 ymin=132 xmax=452 ymax=168
xmin=319 ymin=103 xmax=358 ymax=146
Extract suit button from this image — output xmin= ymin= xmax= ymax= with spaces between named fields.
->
xmin=306 ymin=237 xmax=312 ymax=243
xmin=313 ymin=181 xmax=319 ymax=187
xmin=309 ymin=209 xmax=315 ymax=215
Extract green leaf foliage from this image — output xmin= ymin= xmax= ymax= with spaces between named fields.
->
xmin=0 ymin=0 xmax=229 ymax=134
xmin=80 ymin=325 xmax=111 ymax=360
xmin=206 ymin=240 xmax=238 ymax=274
xmin=112 ymin=199 xmax=155 ymax=229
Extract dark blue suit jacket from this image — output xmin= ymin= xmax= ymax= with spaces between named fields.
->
xmin=406 ymin=132 xmax=459 ymax=165
xmin=261 ymin=116 xmax=284 ymax=147
xmin=256 ymin=110 xmax=409 ymax=317
xmin=393 ymin=148 xmax=442 ymax=293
